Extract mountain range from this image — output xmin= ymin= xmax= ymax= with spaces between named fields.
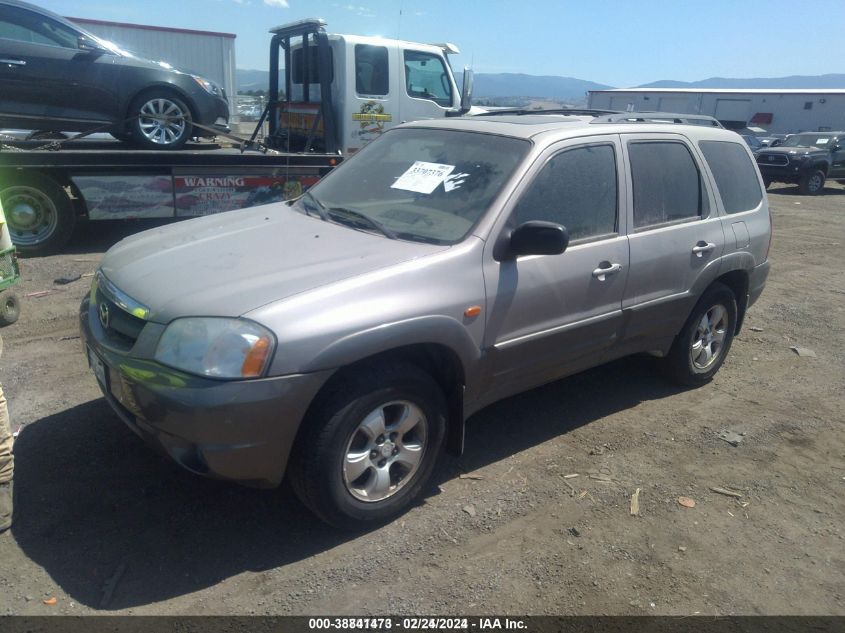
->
xmin=236 ymin=69 xmax=845 ymax=100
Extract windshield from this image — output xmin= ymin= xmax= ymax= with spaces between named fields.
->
xmin=296 ymin=128 xmax=530 ymax=244
xmin=781 ymin=134 xmax=835 ymax=148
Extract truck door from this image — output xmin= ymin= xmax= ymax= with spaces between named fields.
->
xmin=345 ymin=41 xmax=399 ymax=152
xmin=399 ymin=49 xmax=459 ymax=124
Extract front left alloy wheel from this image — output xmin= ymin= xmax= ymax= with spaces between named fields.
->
xmin=288 ymin=362 xmax=447 ymax=529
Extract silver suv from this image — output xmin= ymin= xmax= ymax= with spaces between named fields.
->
xmin=80 ymin=113 xmax=771 ymax=528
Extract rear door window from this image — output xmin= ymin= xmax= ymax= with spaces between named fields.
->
xmin=699 ymin=140 xmax=763 ymax=214
xmin=355 ymin=44 xmax=389 ymax=96
xmin=628 ymin=141 xmax=703 ymax=229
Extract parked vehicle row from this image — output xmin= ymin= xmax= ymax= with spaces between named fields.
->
xmin=81 ymin=113 xmax=771 ymax=527
xmin=755 ymin=131 xmax=845 ymax=194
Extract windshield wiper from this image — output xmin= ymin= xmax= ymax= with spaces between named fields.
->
xmin=326 ymin=207 xmax=397 ymax=240
xmin=300 ymin=191 xmax=328 ymax=221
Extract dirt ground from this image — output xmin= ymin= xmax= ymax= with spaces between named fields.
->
xmin=0 ymin=182 xmax=843 ymax=616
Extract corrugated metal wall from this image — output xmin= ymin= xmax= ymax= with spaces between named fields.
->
xmin=70 ymin=19 xmax=236 ymax=113
xmin=588 ymin=90 xmax=845 ymax=134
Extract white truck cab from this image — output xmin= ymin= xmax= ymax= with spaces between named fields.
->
xmin=265 ymin=19 xmax=473 ymax=155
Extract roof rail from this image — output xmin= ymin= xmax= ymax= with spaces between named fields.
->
xmin=590 ymin=112 xmax=723 ymax=128
xmin=475 ymin=108 xmax=618 ymax=118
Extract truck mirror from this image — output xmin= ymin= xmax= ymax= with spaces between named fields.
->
xmin=460 ymin=68 xmax=474 ymax=114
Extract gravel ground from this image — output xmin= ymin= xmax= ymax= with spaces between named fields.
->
xmin=0 ymin=182 xmax=843 ymax=615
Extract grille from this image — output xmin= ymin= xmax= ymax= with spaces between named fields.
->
xmin=94 ymin=286 xmax=146 ymax=349
xmin=0 ymin=247 xmax=19 ymax=283
xmin=757 ymin=153 xmax=789 ymax=167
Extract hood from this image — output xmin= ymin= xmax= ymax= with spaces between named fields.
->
xmin=760 ymin=145 xmax=828 ymax=155
xmin=100 ymin=204 xmax=447 ymax=323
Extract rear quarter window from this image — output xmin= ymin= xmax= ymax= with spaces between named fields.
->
xmin=699 ymin=140 xmax=763 ymax=214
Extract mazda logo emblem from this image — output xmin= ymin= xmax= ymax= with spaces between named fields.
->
xmin=98 ymin=302 xmax=110 ymax=329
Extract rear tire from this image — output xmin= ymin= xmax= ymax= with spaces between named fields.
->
xmin=288 ymin=361 xmax=447 ymax=529
xmin=799 ymin=169 xmax=825 ymax=195
xmin=661 ymin=282 xmax=737 ymax=386
xmin=0 ymin=173 xmax=76 ymax=256
xmin=0 ymin=292 xmax=20 ymax=326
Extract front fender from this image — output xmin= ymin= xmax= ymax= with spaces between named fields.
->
xmin=300 ymin=314 xmax=482 ymax=382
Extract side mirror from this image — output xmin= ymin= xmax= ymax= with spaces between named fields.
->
xmin=770 ymin=139 xmax=782 ymax=147
xmin=459 ymin=68 xmax=474 ymax=114
xmin=497 ymin=220 xmax=569 ymax=260
xmin=78 ymin=35 xmax=107 ymax=54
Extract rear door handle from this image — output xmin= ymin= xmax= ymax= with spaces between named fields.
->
xmin=0 ymin=59 xmax=26 ymax=66
xmin=592 ymin=262 xmax=622 ymax=281
xmin=692 ymin=241 xmax=716 ymax=257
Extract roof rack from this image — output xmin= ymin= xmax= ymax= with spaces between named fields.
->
xmin=590 ymin=112 xmax=723 ymax=128
xmin=475 ymin=108 xmax=618 ymax=118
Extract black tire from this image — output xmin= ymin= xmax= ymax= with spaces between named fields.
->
xmin=763 ymin=178 xmax=772 ymax=190
xmin=799 ymin=169 xmax=825 ymax=195
xmin=660 ymin=282 xmax=737 ymax=387
xmin=288 ymin=361 xmax=447 ymax=529
xmin=0 ymin=292 xmax=20 ymax=326
xmin=0 ymin=173 xmax=76 ymax=256
xmin=127 ymin=91 xmax=193 ymax=150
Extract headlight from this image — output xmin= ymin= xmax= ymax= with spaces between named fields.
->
xmin=154 ymin=318 xmax=275 ymax=379
xmin=191 ymin=75 xmax=221 ymax=96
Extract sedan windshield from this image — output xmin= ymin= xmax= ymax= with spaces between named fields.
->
xmin=296 ymin=128 xmax=530 ymax=244
xmin=781 ymin=134 xmax=835 ymax=148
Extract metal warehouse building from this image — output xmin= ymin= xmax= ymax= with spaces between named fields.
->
xmin=587 ymin=88 xmax=845 ymax=134
xmin=68 ymin=17 xmax=237 ymax=113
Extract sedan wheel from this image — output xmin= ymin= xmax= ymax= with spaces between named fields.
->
xmin=129 ymin=93 xmax=192 ymax=150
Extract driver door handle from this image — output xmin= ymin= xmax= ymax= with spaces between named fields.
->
xmin=592 ymin=262 xmax=622 ymax=281
xmin=692 ymin=241 xmax=716 ymax=257
xmin=0 ymin=59 xmax=26 ymax=66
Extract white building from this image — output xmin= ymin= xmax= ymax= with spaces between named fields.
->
xmin=69 ymin=17 xmax=237 ymax=112
xmin=587 ymin=88 xmax=845 ymax=134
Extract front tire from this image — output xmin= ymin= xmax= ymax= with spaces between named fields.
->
xmin=799 ymin=169 xmax=825 ymax=195
xmin=0 ymin=173 xmax=76 ymax=256
xmin=288 ymin=362 xmax=447 ymax=529
xmin=128 ymin=92 xmax=193 ymax=150
xmin=661 ymin=282 xmax=737 ymax=386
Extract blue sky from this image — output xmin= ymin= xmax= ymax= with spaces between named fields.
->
xmin=33 ymin=0 xmax=845 ymax=86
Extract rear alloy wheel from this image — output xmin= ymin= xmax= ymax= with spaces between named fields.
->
xmin=799 ymin=169 xmax=825 ymax=195
xmin=0 ymin=174 xmax=76 ymax=256
xmin=288 ymin=362 xmax=447 ymax=529
xmin=661 ymin=282 xmax=737 ymax=386
xmin=129 ymin=93 xmax=192 ymax=150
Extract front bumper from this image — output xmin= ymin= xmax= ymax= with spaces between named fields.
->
xmin=80 ymin=296 xmax=332 ymax=487
xmin=193 ymin=93 xmax=231 ymax=137
xmin=757 ymin=162 xmax=803 ymax=183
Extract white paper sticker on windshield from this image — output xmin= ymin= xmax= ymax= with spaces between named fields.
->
xmin=391 ymin=161 xmax=455 ymax=194
xmin=815 ymin=138 xmax=830 ymax=144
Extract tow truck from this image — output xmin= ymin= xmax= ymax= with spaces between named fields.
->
xmin=0 ymin=18 xmax=473 ymax=255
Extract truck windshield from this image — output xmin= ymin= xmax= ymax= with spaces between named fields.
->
xmin=297 ymin=128 xmax=530 ymax=244
xmin=782 ymin=134 xmax=834 ymax=148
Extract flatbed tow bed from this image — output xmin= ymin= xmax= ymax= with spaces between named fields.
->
xmin=0 ymin=139 xmax=339 ymax=255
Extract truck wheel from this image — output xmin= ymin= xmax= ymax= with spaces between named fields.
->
xmin=0 ymin=292 xmax=20 ymax=326
xmin=661 ymin=282 xmax=737 ymax=387
xmin=128 ymin=92 xmax=193 ymax=150
xmin=763 ymin=178 xmax=772 ymax=189
xmin=0 ymin=173 xmax=76 ymax=256
xmin=288 ymin=362 xmax=447 ymax=529
xmin=799 ymin=169 xmax=825 ymax=195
